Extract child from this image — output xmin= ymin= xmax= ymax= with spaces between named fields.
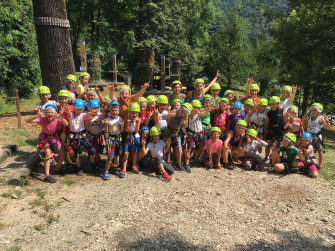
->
xmin=61 ymin=74 xmax=77 ymax=103
xmin=283 ymin=105 xmax=304 ymax=142
xmin=271 ymin=133 xmax=299 ymax=174
xmin=65 ymin=99 xmax=96 ymax=176
xmin=172 ymin=99 xmax=182 ymax=110
xmin=108 ymin=83 xmax=149 ymax=119
xmin=186 ymin=71 xmax=220 ymax=102
xmin=293 ymin=132 xmax=318 ymax=178
xmin=264 ymin=96 xmax=284 ymax=162
xmin=279 ymin=85 xmax=297 ymax=112
xmin=249 ymin=98 xmax=268 ymax=152
xmin=236 ymin=129 xmax=268 ymax=171
xmin=138 ymin=97 xmax=149 ymax=127
xmin=76 ymin=72 xmax=90 ymax=99
xmin=28 ymin=104 xmax=68 ymax=183
xmin=35 ymin=86 xmax=57 ymax=114
xmin=213 ymin=97 xmax=229 ymax=137
xmin=120 ymin=102 xmax=141 ymax=178
xmin=141 ymin=126 xmax=174 ymax=181
xmin=137 ymin=126 xmax=151 ymax=168
xmin=104 ymin=101 xmax=124 ymax=180
xmin=203 ymin=127 xmax=223 ymax=169
xmin=146 ymin=95 xmax=157 ymax=127
xmin=302 ymin=103 xmax=331 ymax=168
xmin=185 ymin=100 xmax=210 ymax=172
xmin=226 ymin=102 xmax=245 ymax=131
xmin=154 ymin=95 xmax=169 ymax=134
xmin=244 ymin=78 xmax=260 ymax=107
xmin=169 ymin=80 xmax=185 ymax=104
xmin=244 ymin=98 xmax=255 ymax=125
xmin=223 ymin=119 xmax=247 ymax=169
xmin=201 ymin=94 xmax=214 ymax=143
xmin=85 ymin=99 xmax=106 ymax=172
xmin=224 ymin=90 xmax=239 ymax=108
xmin=210 ymin=83 xmax=221 ymax=108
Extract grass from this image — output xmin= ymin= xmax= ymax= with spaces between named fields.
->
xmin=62 ymin=178 xmax=76 ymax=186
xmin=319 ymin=129 xmax=335 ymax=185
xmin=6 ymin=246 xmax=22 ymax=251
xmin=0 ymin=94 xmax=40 ymax=114
xmin=47 ymin=214 xmax=60 ymax=225
xmin=29 ymin=198 xmax=42 ymax=207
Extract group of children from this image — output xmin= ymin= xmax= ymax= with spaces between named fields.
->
xmin=30 ymin=71 xmax=332 ymax=183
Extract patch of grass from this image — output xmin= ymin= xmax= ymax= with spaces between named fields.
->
xmin=47 ymin=214 xmax=60 ymax=225
xmin=1 ymin=192 xmax=12 ymax=198
xmin=14 ymin=190 xmax=22 ymax=199
xmin=320 ymin=130 xmax=335 ymax=185
xmin=62 ymin=178 xmax=76 ymax=186
xmin=66 ymin=240 xmax=74 ymax=246
xmin=44 ymin=203 xmax=53 ymax=212
xmin=34 ymin=225 xmax=46 ymax=234
xmin=6 ymin=246 xmax=22 ymax=251
xmin=34 ymin=188 xmax=47 ymax=199
xmin=29 ymin=198 xmax=42 ymax=208
xmin=20 ymin=177 xmax=27 ymax=188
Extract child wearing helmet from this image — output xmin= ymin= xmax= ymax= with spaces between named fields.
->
xmin=244 ymin=98 xmax=255 ymax=124
xmin=120 ymin=102 xmax=142 ymax=178
xmin=169 ymin=80 xmax=185 ymax=105
xmin=235 ymin=129 xmax=268 ymax=171
xmin=172 ymin=99 xmax=182 ymax=110
xmin=224 ymin=89 xmax=239 ymax=109
xmin=27 ymin=104 xmax=68 ymax=183
xmin=244 ymin=78 xmax=260 ymax=107
xmin=141 ymin=126 xmax=174 ymax=181
xmin=226 ymin=101 xmax=245 ymax=131
xmin=222 ymin=119 xmax=247 ymax=169
xmin=138 ymin=97 xmax=149 ymax=127
xmin=65 ymin=99 xmax=96 ymax=176
xmin=186 ymin=70 xmax=220 ymax=102
xmin=108 ymin=82 xmax=149 ymax=119
xmin=104 ymin=101 xmax=124 ymax=180
xmin=35 ymin=86 xmax=57 ymax=114
xmin=272 ymin=133 xmax=299 ymax=174
xmin=76 ymin=72 xmax=90 ymax=98
xmin=210 ymin=83 xmax=221 ymax=108
xmin=154 ymin=95 xmax=169 ymax=134
xmin=203 ymin=127 xmax=223 ymax=169
xmin=264 ymin=96 xmax=284 ymax=162
xmin=145 ymin=95 xmax=157 ymax=128
xmin=201 ymin=94 xmax=214 ymax=146
xmin=61 ymin=74 xmax=77 ymax=103
xmin=302 ymin=103 xmax=331 ymax=168
xmin=279 ymin=85 xmax=297 ymax=112
xmin=283 ymin=105 xmax=304 ymax=143
xmin=292 ymin=132 xmax=318 ymax=178
xmin=213 ymin=98 xmax=229 ymax=137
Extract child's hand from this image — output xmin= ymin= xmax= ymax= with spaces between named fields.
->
xmin=147 ymin=110 xmax=153 ymax=118
xmin=292 ymin=85 xmax=297 ymax=93
xmin=167 ymin=105 xmax=171 ymax=112
xmin=107 ymin=84 xmax=115 ymax=92
xmin=104 ymin=120 xmax=109 ymax=126
xmin=142 ymin=82 xmax=150 ymax=89
xmin=37 ymin=110 xmax=44 ymax=118
xmin=95 ymin=85 xmax=100 ymax=93
xmin=247 ymin=77 xmax=253 ymax=85
xmin=64 ymin=104 xmax=70 ymax=112
xmin=323 ymin=113 xmax=329 ymax=122
xmin=256 ymin=136 xmax=260 ymax=142
xmin=216 ymin=70 xmax=221 ymax=78
xmin=141 ymin=138 xmax=146 ymax=147
xmin=56 ymin=113 xmax=62 ymax=119
xmin=208 ymin=160 xmax=213 ymax=168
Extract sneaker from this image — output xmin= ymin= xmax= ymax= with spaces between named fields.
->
xmin=110 ymin=169 xmax=120 ymax=176
xmin=77 ymin=168 xmax=84 ymax=176
xmin=234 ymin=158 xmax=242 ymax=163
xmin=44 ymin=175 xmax=57 ymax=183
xmin=162 ymin=171 xmax=171 ymax=181
xmin=119 ymin=170 xmax=126 ymax=178
xmin=50 ymin=157 xmax=55 ymax=167
xmin=131 ymin=165 xmax=140 ymax=174
xmin=185 ymin=164 xmax=191 ymax=173
xmin=263 ymin=157 xmax=269 ymax=162
xmin=175 ymin=164 xmax=185 ymax=171
xmin=258 ymin=165 xmax=265 ymax=172
xmin=103 ymin=171 xmax=109 ymax=180
xmin=225 ymin=163 xmax=234 ymax=170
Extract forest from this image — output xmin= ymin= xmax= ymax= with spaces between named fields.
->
xmin=1 ymin=0 xmax=334 ymax=114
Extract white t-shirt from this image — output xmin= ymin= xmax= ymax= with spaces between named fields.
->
xmin=146 ymin=140 xmax=166 ymax=158
xmin=36 ymin=100 xmax=57 ymax=112
xmin=250 ymin=110 xmax=268 ymax=133
xmin=68 ymin=113 xmax=87 ymax=133
xmin=105 ymin=116 xmax=123 ymax=135
xmin=159 ymin=110 xmax=168 ymax=130
xmin=280 ymin=98 xmax=291 ymax=112
xmin=188 ymin=114 xmax=203 ymax=133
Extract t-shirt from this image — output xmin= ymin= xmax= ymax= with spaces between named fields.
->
xmin=202 ymin=109 xmax=211 ymax=130
xmin=299 ymin=145 xmax=314 ymax=158
xmin=267 ymin=109 xmax=283 ymax=128
xmin=243 ymin=139 xmax=268 ymax=155
xmin=61 ymin=86 xmax=76 ymax=100
xmin=307 ymin=117 xmax=322 ymax=134
xmin=228 ymin=113 xmax=245 ymax=131
xmin=118 ymin=94 xmax=137 ymax=119
xmin=280 ymin=98 xmax=291 ymax=112
xmin=279 ymin=146 xmax=299 ymax=163
xmin=87 ymin=113 xmax=104 ymax=135
xmin=36 ymin=100 xmax=57 ymax=112
xmin=76 ymin=84 xmax=86 ymax=95
xmin=168 ymin=110 xmax=184 ymax=130
xmin=37 ymin=117 xmax=61 ymax=135
xmin=57 ymin=104 xmax=73 ymax=134
xmin=158 ymin=110 xmax=168 ymax=130
xmin=206 ymin=138 xmax=223 ymax=154
xmin=146 ymin=140 xmax=166 ymax=158
xmin=68 ymin=113 xmax=87 ymax=133
xmin=188 ymin=114 xmax=203 ymax=133
xmin=139 ymin=110 xmax=148 ymax=127
xmin=105 ymin=116 xmax=123 ymax=135
xmin=213 ymin=110 xmax=228 ymax=131
xmin=250 ymin=110 xmax=268 ymax=133
xmin=288 ymin=118 xmax=303 ymax=134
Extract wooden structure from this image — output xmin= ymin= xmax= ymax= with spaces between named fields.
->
xmin=79 ymin=40 xmax=87 ymax=71
xmin=0 ymin=90 xmax=21 ymax=129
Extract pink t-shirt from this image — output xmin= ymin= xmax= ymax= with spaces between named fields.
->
xmin=206 ymin=138 xmax=223 ymax=154
xmin=68 ymin=113 xmax=87 ymax=133
xmin=37 ymin=117 xmax=61 ymax=135
xmin=288 ymin=118 xmax=303 ymax=134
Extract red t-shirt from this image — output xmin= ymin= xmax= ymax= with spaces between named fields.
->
xmin=288 ymin=118 xmax=303 ymax=135
xmin=57 ymin=105 xmax=73 ymax=134
xmin=244 ymin=96 xmax=260 ymax=111
xmin=214 ymin=109 xmax=228 ymax=132
xmin=139 ymin=110 xmax=148 ymax=127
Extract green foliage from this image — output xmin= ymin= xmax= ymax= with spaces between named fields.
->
xmin=0 ymin=1 xmax=41 ymax=98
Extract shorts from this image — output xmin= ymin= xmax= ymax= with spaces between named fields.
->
xmin=187 ymin=131 xmax=203 ymax=150
xmin=266 ymin=130 xmax=283 ymax=142
xmin=60 ymin=133 xmax=68 ymax=150
xmin=298 ymin=160 xmax=318 ymax=173
xmin=108 ymin=140 xmax=121 ymax=158
xmin=165 ymin=128 xmax=181 ymax=149
xmin=87 ymin=134 xmax=102 ymax=153
xmin=40 ymin=133 xmax=61 ymax=147
xmin=312 ymin=134 xmax=323 ymax=150
xmin=124 ymin=136 xmax=140 ymax=153
xmin=282 ymin=160 xmax=293 ymax=174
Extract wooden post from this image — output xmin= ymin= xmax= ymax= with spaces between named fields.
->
xmin=79 ymin=40 xmax=87 ymax=71
xmin=161 ymin=55 xmax=166 ymax=91
xmin=112 ymin=54 xmax=117 ymax=84
xmin=170 ymin=57 xmax=181 ymax=82
xmin=16 ymin=90 xmax=21 ymax=129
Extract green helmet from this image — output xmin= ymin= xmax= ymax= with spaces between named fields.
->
xmin=311 ymin=103 xmax=323 ymax=113
xmin=146 ymin=95 xmax=157 ymax=103
xmin=247 ymin=129 xmax=257 ymax=138
xmin=191 ymin=99 xmax=202 ymax=108
xmin=193 ymin=78 xmax=205 ymax=86
xmin=129 ymin=102 xmax=140 ymax=112
xmin=57 ymin=90 xmax=71 ymax=100
xmin=203 ymin=94 xmax=213 ymax=103
xmin=210 ymin=127 xmax=221 ymax=134
xmin=288 ymin=105 xmax=298 ymax=114
xmin=104 ymin=95 xmax=111 ymax=101
xmin=284 ymin=132 xmax=297 ymax=144
xmin=157 ymin=95 xmax=168 ymax=104
xmin=282 ymin=85 xmax=292 ymax=93
xmin=224 ymin=90 xmax=233 ymax=97
xmin=150 ymin=126 xmax=161 ymax=136
xmin=258 ymin=98 xmax=268 ymax=106
xmin=236 ymin=119 xmax=247 ymax=127
xmin=172 ymin=80 xmax=182 ymax=87
xmin=211 ymin=83 xmax=221 ymax=90
xmin=138 ymin=97 xmax=147 ymax=104
xmin=182 ymin=102 xmax=193 ymax=114
xmin=220 ymin=97 xmax=229 ymax=103
xmin=38 ymin=86 xmax=51 ymax=95
xmin=119 ymin=85 xmax=131 ymax=94
xmin=172 ymin=99 xmax=182 ymax=105
xmin=244 ymin=99 xmax=254 ymax=107
xmin=250 ymin=83 xmax=260 ymax=91
xmin=79 ymin=72 xmax=90 ymax=78
xmin=269 ymin=96 xmax=280 ymax=104
xmin=66 ymin=74 xmax=77 ymax=83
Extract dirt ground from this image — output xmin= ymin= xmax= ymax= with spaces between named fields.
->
xmin=0 ymin=112 xmax=335 ymax=251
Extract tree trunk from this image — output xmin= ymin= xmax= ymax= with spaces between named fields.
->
xmin=32 ymin=0 xmax=75 ymax=98
xmin=136 ymin=48 xmax=155 ymax=88
xmin=301 ymin=83 xmax=310 ymax=115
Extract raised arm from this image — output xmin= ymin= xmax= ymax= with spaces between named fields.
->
xmin=134 ymin=82 xmax=149 ymax=101
xmin=288 ymin=85 xmax=297 ymax=105
xmin=203 ymin=70 xmax=221 ymax=94
xmin=108 ymin=84 xmax=117 ymax=101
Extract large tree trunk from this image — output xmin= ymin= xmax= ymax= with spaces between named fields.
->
xmin=136 ymin=48 xmax=154 ymax=88
xmin=32 ymin=0 xmax=75 ymax=98
xmin=301 ymin=83 xmax=310 ymax=115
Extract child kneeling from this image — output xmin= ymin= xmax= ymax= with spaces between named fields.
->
xmin=203 ymin=127 xmax=223 ymax=169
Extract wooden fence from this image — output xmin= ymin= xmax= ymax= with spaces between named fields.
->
xmin=0 ymin=90 xmax=22 ymax=129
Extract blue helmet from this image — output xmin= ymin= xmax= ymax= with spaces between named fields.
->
xmin=88 ymin=99 xmax=100 ymax=108
xmin=108 ymin=100 xmax=120 ymax=109
xmin=45 ymin=104 xmax=57 ymax=112
xmin=141 ymin=126 xmax=150 ymax=132
xmin=233 ymin=102 xmax=242 ymax=109
xmin=73 ymin=99 xmax=85 ymax=109
xmin=301 ymin=132 xmax=313 ymax=141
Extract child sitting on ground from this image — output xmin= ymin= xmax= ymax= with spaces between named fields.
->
xmin=203 ymin=127 xmax=223 ymax=169
xmin=226 ymin=102 xmax=245 ymax=131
